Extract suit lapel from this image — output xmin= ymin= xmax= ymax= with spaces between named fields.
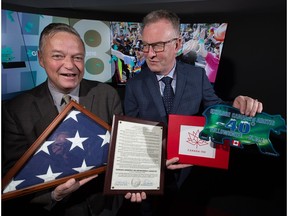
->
xmin=78 ymin=80 xmax=94 ymax=111
xmin=33 ymin=83 xmax=59 ymax=136
xmin=79 ymin=94 xmax=94 ymax=111
xmin=173 ymin=64 xmax=187 ymax=113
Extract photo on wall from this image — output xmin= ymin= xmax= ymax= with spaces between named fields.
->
xmin=110 ymin=21 xmax=228 ymax=85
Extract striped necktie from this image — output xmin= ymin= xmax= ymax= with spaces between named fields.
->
xmin=60 ymin=94 xmax=71 ymax=111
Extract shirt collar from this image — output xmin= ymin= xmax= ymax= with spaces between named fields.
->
xmin=156 ymin=63 xmax=176 ymax=81
xmin=48 ymin=79 xmax=80 ymax=106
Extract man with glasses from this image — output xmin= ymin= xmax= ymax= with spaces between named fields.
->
xmin=122 ymin=9 xmax=263 ymax=215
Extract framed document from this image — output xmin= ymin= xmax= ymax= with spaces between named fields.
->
xmin=167 ymin=114 xmax=230 ymax=169
xmin=104 ymin=115 xmax=166 ymax=195
xmin=2 ymin=101 xmax=110 ymax=201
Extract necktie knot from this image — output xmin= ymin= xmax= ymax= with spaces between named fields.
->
xmin=161 ymin=77 xmax=174 ymax=114
xmin=61 ymin=94 xmax=71 ymax=106
xmin=161 ymin=76 xmax=173 ymax=85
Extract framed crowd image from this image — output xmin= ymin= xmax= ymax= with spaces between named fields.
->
xmin=104 ymin=115 xmax=166 ymax=195
xmin=2 ymin=101 xmax=111 ymax=201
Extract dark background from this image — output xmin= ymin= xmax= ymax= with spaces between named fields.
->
xmin=2 ymin=1 xmax=287 ymax=215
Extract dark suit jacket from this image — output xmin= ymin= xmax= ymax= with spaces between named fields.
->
xmin=124 ymin=61 xmax=223 ymax=125
xmin=2 ymin=79 xmax=123 ymax=216
xmin=123 ymin=61 xmax=225 ymax=215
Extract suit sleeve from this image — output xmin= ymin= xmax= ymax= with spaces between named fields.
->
xmin=2 ymin=102 xmax=31 ymax=176
xmin=201 ymin=67 xmax=225 ymax=108
xmin=111 ymin=87 xmax=124 ymax=116
xmin=123 ymin=80 xmax=140 ymax=117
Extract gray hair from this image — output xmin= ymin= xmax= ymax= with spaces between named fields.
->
xmin=39 ymin=23 xmax=85 ymax=52
xmin=141 ymin=9 xmax=180 ymax=35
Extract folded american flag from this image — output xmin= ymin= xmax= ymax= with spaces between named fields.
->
xmin=3 ymin=109 xmax=110 ymax=193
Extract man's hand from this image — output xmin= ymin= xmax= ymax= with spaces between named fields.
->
xmin=124 ymin=192 xmax=146 ymax=202
xmin=166 ymin=157 xmax=193 ymax=170
xmin=51 ymin=175 xmax=98 ymax=201
xmin=233 ymin=95 xmax=263 ymax=117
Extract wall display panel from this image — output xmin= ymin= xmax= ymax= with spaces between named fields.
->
xmin=2 ymin=9 xmax=228 ymax=100
xmin=1 ymin=10 xmax=113 ymax=100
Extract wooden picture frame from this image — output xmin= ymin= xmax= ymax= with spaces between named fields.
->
xmin=104 ymin=115 xmax=166 ymax=195
xmin=2 ymin=101 xmax=111 ymax=201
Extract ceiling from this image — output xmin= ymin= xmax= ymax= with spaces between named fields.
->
xmin=2 ymin=0 xmax=286 ymax=21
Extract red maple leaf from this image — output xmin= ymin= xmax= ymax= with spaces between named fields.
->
xmin=186 ymin=129 xmax=209 ymax=148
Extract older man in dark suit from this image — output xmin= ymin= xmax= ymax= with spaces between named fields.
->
xmin=2 ymin=23 xmax=123 ymax=216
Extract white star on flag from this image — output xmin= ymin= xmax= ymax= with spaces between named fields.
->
xmin=64 ymin=110 xmax=81 ymax=122
xmin=36 ymin=166 xmax=62 ymax=182
xmin=66 ymin=131 xmax=88 ymax=150
xmin=73 ymin=159 xmax=95 ymax=172
xmin=35 ymin=141 xmax=54 ymax=155
xmin=99 ymin=130 xmax=110 ymax=147
xmin=3 ymin=179 xmax=25 ymax=193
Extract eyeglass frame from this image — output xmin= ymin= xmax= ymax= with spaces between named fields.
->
xmin=140 ymin=38 xmax=179 ymax=53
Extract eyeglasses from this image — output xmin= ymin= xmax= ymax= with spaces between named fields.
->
xmin=140 ymin=38 xmax=178 ymax=53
